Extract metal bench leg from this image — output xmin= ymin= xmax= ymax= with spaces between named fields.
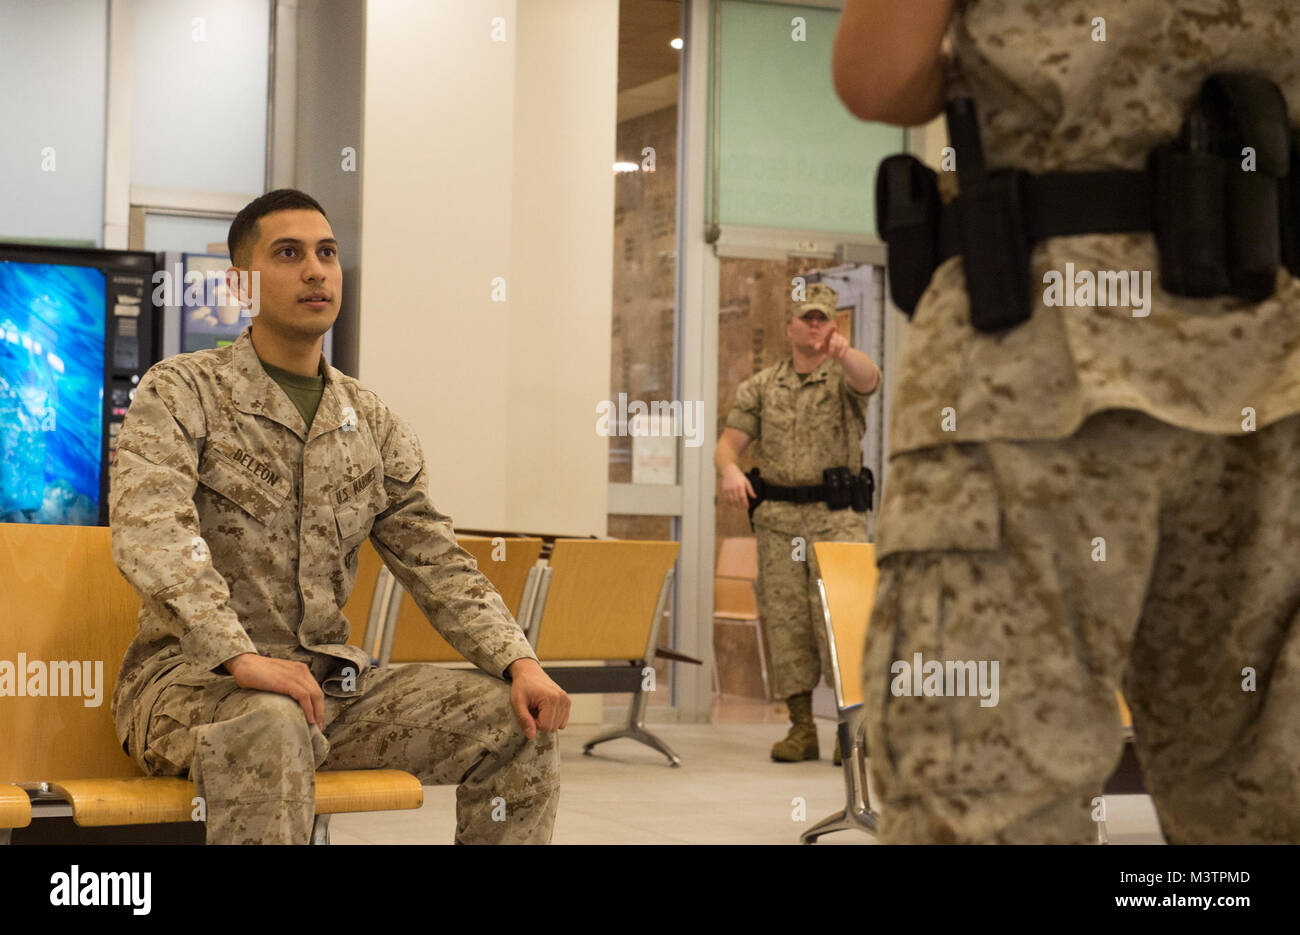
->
xmin=582 ymin=569 xmax=683 ymax=767
xmin=311 ymin=814 xmax=332 ymax=845
xmin=848 ymin=744 xmax=879 ymax=834
xmin=804 ymin=720 xmax=879 ymax=843
xmin=801 ymin=808 xmax=853 ymax=844
xmin=583 ymin=677 xmax=682 ymax=767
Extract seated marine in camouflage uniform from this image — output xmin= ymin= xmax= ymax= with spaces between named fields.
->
xmin=109 ymin=189 xmax=569 ymax=844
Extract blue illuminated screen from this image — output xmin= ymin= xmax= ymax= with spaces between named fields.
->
xmin=0 ymin=261 xmax=106 ymax=524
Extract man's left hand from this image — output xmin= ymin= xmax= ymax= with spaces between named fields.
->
xmin=507 ymin=658 xmax=571 ymax=739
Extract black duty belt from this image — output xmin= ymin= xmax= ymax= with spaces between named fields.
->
xmin=744 ymin=466 xmax=874 ymax=531
xmin=876 ymin=71 xmax=1300 ymax=333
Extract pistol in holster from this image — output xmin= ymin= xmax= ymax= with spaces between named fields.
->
xmin=745 ymin=467 xmax=765 ymax=532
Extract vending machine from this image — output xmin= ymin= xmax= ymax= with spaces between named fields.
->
xmin=0 ymin=243 xmax=160 ymax=526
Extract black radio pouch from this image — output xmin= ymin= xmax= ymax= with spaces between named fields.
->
xmin=1211 ymin=73 xmax=1291 ymax=301
xmin=1151 ymin=126 xmax=1230 ymax=297
xmin=876 ymin=154 xmax=941 ymax=314
xmin=1155 ymin=72 xmax=1292 ymax=301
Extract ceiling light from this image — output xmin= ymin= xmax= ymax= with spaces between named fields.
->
xmin=670 ymin=37 xmax=683 ymax=50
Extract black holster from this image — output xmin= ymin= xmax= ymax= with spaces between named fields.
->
xmin=745 ymin=467 xmax=765 ymax=531
xmin=851 ymin=466 xmax=875 ymax=513
xmin=876 ymin=154 xmax=942 ymax=314
xmin=946 ymin=97 xmax=1034 ymax=332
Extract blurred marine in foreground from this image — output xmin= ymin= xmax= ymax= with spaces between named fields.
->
xmin=835 ymin=0 xmax=1300 ymax=843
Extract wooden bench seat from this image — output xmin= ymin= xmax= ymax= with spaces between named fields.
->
xmin=0 ymin=785 xmax=31 ymax=830
xmin=0 ymin=522 xmax=424 ymax=845
xmin=534 ymin=539 xmax=685 ymax=766
xmin=47 ymin=770 xmax=422 ymax=827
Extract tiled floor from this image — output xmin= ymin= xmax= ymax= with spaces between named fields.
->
xmin=331 ymin=712 xmax=1167 ymax=845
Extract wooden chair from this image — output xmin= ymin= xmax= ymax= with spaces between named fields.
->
xmin=803 ymin=541 xmax=879 ymax=843
xmin=803 ymin=540 xmax=1136 ymax=845
xmin=343 ymin=539 xmax=398 ymax=662
xmin=368 ymin=536 xmax=544 ymax=666
xmin=713 ymin=536 xmax=771 ymax=700
xmin=0 ymin=523 xmax=423 ymax=844
xmin=531 ymin=539 xmax=682 ymax=766
xmin=0 ymin=785 xmax=31 ymax=845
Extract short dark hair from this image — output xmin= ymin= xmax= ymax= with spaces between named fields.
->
xmin=227 ymin=189 xmax=329 ymax=266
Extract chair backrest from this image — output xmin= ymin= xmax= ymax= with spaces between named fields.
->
xmin=388 ymin=536 xmax=543 ymax=663
xmin=813 ymin=541 xmax=878 ymax=710
xmin=716 ymin=536 xmax=758 ymax=580
xmin=344 ymin=539 xmax=388 ymax=652
xmin=0 ymin=523 xmax=141 ymax=782
xmin=534 ymin=540 xmax=679 ymax=661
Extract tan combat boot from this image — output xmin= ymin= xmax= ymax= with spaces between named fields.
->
xmin=771 ymin=692 xmax=819 ymax=761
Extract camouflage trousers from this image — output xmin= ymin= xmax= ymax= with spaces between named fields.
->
xmin=755 ymin=507 xmax=869 ymax=700
xmin=135 ymin=662 xmax=560 ymax=844
xmin=864 ymin=408 xmax=1300 ymax=844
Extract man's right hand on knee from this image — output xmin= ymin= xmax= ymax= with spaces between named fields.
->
xmin=224 ymin=654 xmax=326 ymax=727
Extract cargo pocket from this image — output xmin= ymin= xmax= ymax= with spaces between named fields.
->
xmin=136 ymin=665 xmax=243 ymax=777
xmin=874 ymin=443 xmax=1002 ymax=561
xmin=865 ymin=442 xmax=1006 ymax=812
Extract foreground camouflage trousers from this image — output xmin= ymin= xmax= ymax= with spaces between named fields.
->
xmin=756 ymin=510 xmax=868 ymax=700
xmin=864 ymin=408 xmax=1300 ymax=844
xmin=137 ymin=662 xmax=560 ymax=844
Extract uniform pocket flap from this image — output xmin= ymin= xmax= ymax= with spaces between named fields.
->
xmin=333 ymin=462 xmax=387 ymax=544
xmin=334 ymin=500 xmax=371 ymax=542
xmin=198 ymin=451 xmax=288 ymax=524
xmin=875 ymin=444 xmax=1001 ymax=561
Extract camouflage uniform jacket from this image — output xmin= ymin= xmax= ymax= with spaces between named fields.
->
xmin=108 ymin=326 xmax=537 ymax=751
xmin=890 ymin=0 xmax=1300 ymax=457
xmin=725 ymin=356 xmax=875 ymax=530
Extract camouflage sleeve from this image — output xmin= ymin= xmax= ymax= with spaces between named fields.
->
xmin=368 ymin=407 xmax=537 ymax=679
xmin=109 ymin=366 xmax=258 ymax=672
xmin=724 ymin=372 xmax=763 ymax=439
xmin=840 ymin=363 xmax=875 ymax=422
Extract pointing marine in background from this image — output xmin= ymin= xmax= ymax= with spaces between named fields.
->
xmin=835 ymin=0 xmax=1300 ymax=842
xmin=716 ymin=282 xmax=881 ymax=763
xmin=109 ymin=188 xmax=569 ymax=844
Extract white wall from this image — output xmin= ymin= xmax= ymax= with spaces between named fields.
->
xmin=360 ymin=0 xmax=617 ymax=534
xmin=504 ymin=0 xmax=618 ymax=534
